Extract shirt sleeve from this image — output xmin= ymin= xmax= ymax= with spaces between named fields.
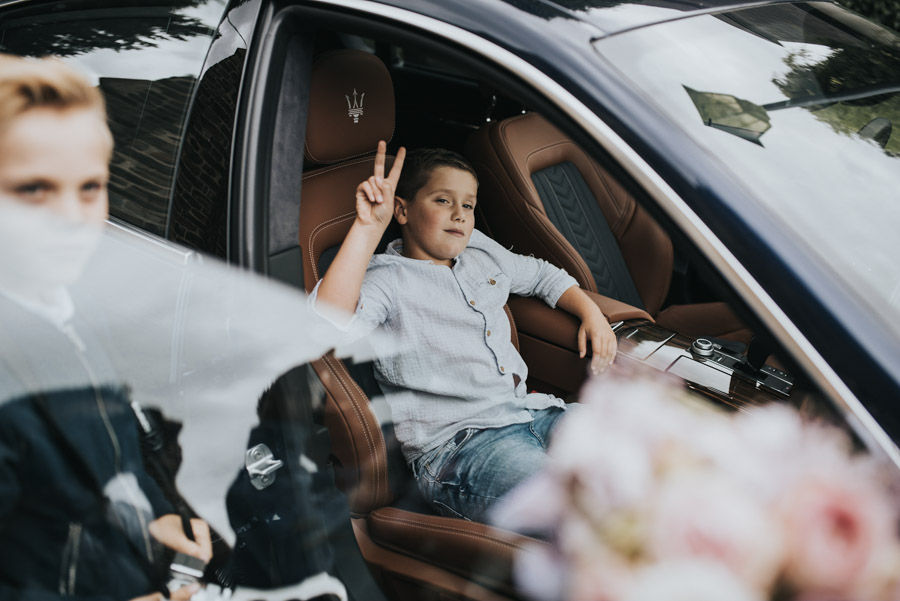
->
xmin=476 ymin=231 xmax=578 ymax=307
xmin=307 ymin=262 xmax=394 ymax=344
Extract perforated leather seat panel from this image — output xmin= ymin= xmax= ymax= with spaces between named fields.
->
xmin=532 ymin=161 xmax=644 ymax=309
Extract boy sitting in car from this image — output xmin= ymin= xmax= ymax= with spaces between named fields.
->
xmin=312 ymin=141 xmax=616 ymax=521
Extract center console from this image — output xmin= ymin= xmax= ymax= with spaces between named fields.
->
xmin=508 ymin=294 xmax=797 ymax=412
xmin=613 ymin=320 xmax=795 ymax=410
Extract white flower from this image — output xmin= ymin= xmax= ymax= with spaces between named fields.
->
xmin=502 ymin=374 xmax=900 ymax=601
xmin=622 ymin=559 xmax=765 ymax=601
xmin=513 ymin=542 xmax=568 ymax=601
xmin=490 ymin=471 xmax=564 ymax=534
xmin=647 ymin=470 xmax=785 ymax=593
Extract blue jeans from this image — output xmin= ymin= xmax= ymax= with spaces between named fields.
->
xmin=412 ymin=406 xmax=569 ymax=522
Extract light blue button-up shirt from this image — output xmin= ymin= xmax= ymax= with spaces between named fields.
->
xmin=311 ymin=229 xmax=578 ymax=462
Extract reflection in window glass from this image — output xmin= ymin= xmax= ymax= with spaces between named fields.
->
xmin=0 ymin=2 xmax=225 ymax=236
xmin=596 ymin=2 xmax=900 ymax=334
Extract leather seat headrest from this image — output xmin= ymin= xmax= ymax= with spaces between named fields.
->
xmin=304 ymin=50 xmax=395 ymax=165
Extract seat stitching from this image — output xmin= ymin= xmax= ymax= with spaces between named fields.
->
xmin=369 ymin=525 xmax=523 ymax=592
xmin=302 ymin=154 xmax=380 ymax=174
xmin=324 ymin=355 xmax=381 ymax=503
xmin=318 ymin=356 xmax=376 ymax=506
xmin=373 ymin=509 xmax=548 ymax=547
xmin=322 ymin=354 xmax=387 ymax=507
xmin=584 ymin=157 xmax=629 ymax=227
xmin=340 ymin=363 xmax=390 ymax=507
xmin=372 ymin=520 xmax=520 ymax=553
xmin=493 ymin=123 xmax=594 ymax=290
xmin=321 ymin=355 xmax=378 ymax=505
xmin=302 ymin=154 xmax=394 ymax=179
xmin=370 ymin=512 xmax=547 ymax=552
xmin=531 ymin=167 xmax=597 ymax=288
xmin=550 ymin=162 xmax=629 ymax=299
xmin=334 ymin=358 xmax=389 ymax=505
xmin=526 ymin=204 xmax=594 ymax=290
xmin=305 ymin=129 xmax=396 ymax=165
xmin=307 ymin=213 xmax=356 ymax=281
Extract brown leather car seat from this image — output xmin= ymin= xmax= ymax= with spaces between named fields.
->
xmin=465 ymin=112 xmax=750 ymax=342
xmin=299 ymin=49 xmax=537 ymax=601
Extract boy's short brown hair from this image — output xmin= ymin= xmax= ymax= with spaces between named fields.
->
xmin=395 ymin=147 xmax=478 ymax=201
xmin=0 ymin=54 xmax=107 ymax=134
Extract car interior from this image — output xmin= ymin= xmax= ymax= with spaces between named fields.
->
xmin=249 ymin=10 xmax=848 ymax=601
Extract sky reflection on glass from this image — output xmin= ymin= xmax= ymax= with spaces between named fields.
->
xmin=596 ymin=6 xmax=900 ymax=335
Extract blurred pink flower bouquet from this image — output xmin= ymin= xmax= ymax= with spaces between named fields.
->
xmin=491 ymin=375 xmax=900 ymax=601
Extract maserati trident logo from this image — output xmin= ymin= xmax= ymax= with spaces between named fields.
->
xmin=346 ymin=88 xmax=365 ymax=123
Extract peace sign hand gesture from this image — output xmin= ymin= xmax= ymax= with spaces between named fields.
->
xmin=316 ymin=140 xmax=407 ymax=315
xmin=355 ymin=140 xmax=406 ymax=230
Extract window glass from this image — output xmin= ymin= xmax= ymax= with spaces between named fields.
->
xmin=391 ymin=44 xmax=474 ymax=78
xmin=0 ymin=1 xmax=227 ymax=236
xmin=596 ymin=2 xmax=900 ymax=337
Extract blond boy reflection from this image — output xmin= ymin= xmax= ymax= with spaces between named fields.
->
xmin=0 ymin=55 xmax=211 ymax=601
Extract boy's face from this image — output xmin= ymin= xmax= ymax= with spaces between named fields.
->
xmin=0 ymin=107 xmax=111 ymax=224
xmin=0 ymin=107 xmax=112 ymax=292
xmin=395 ymin=166 xmax=477 ymax=267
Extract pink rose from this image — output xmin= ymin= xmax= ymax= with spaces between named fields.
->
xmin=779 ymin=470 xmax=899 ymax=599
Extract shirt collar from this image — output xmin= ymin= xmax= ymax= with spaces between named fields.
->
xmin=385 ymin=238 xmax=405 ymax=257
xmin=385 ymin=238 xmax=463 ymax=264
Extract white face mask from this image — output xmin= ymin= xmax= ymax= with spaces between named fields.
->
xmin=0 ymin=201 xmax=103 ymax=297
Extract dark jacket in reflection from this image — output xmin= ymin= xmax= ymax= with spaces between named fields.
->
xmin=0 ymin=295 xmax=173 ymax=600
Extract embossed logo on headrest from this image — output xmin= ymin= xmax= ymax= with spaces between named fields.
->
xmin=346 ymin=88 xmax=365 ymax=123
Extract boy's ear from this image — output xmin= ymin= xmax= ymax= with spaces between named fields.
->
xmin=394 ymin=196 xmax=408 ymax=225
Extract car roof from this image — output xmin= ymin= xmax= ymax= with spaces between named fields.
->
xmin=371 ymin=0 xmax=829 ymax=46
xmin=491 ymin=0 xmax=815 ymax=37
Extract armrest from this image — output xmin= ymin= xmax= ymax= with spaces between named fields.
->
xmin=583 ymin=290 xmax=654 ymax=323
xmin=507 ymin=293 xmax=652 ymax=351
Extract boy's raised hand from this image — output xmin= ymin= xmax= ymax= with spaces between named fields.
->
xmin=355 ymin=140 xmax=406 ymax=229
xmin=317 ymin=140 xmax=406 ymax=314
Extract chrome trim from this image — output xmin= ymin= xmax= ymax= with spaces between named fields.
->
xmin=245 ymin=443 xmax=285 ymax=490
xmin=303 ymin=0 xmax=900 ymax=466
xmin=105 ymin=218 xmax=198 ymax=264
xmin=590 ymin=0 xmax=806 ymax=39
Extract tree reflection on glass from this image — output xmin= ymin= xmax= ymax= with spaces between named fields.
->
xmin=0 ymin=1 xmax=215 ymax=58
xmin=0 ymin=1 xmax=228 ymax=235
xmin=772 ymin=17 xmax=900 ymax=154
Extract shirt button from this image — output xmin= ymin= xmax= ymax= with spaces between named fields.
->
xmin=500 ymin=366 xmax=505 ymax=372
xmin=489 ymin=279 xmax=496 ymax=285
xmin=469 ymin=300 xmax=476 ymax=306
xmin=486 ymin=330 xmax=491 ymax=336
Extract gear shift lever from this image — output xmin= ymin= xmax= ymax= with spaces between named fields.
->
xmin=745 ymin=333 xmax=773 ymax=372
